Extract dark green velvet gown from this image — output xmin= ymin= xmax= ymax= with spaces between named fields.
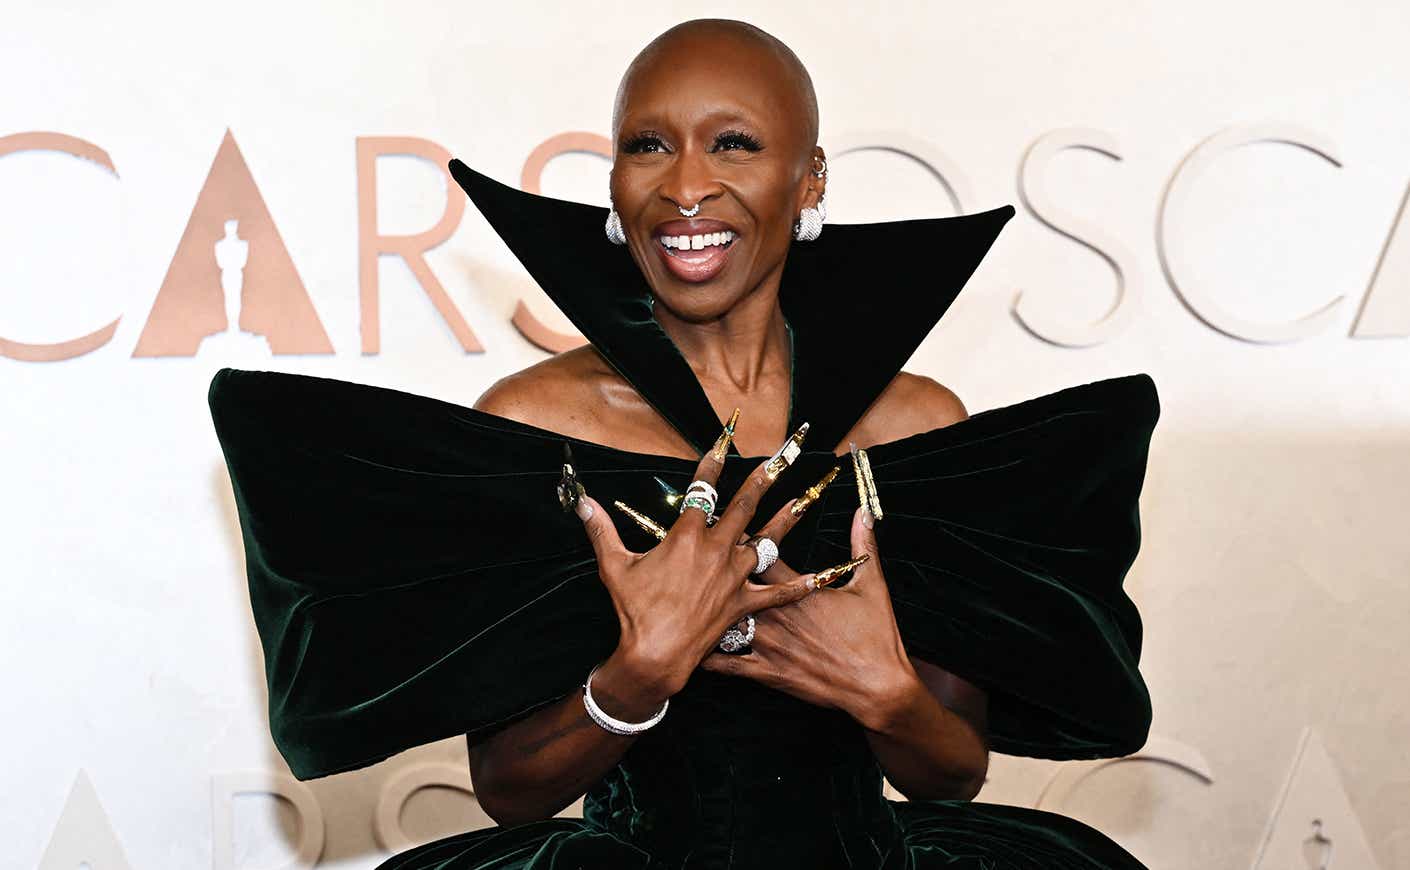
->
xmin=207 ymin=162 xmax=1160 ymax=869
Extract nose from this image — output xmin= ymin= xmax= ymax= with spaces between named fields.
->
xmin=659 ymin=147 xmax=722 ymax=212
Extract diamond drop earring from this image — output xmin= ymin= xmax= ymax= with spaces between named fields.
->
xmin=605 ymin=204 xmax=626 ymax=245
xmin=793 ymin=196 xmax=826 ymax=242
xmin=793 ymin=156 xmax=828 ymax=242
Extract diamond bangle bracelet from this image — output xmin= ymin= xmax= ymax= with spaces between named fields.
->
xmin=583 ymin=662 xmax=669 ymax=735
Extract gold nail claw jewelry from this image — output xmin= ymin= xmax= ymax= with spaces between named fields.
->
xmin=808 ymin=553 xmax=870 ymax=589
xmin=612 ymin=500 xmax=668 ymax=542
xmin=763 ymin=421 xmax=810 ymax=481
xmin=790 ymin=465 xmax=840 ymax=518
xmin=849 ymin=441 xmax=883 ymax=521
xmin=710 ymin=407 xmax=741 ymax=462
xmin=557 ymin=442 xmax=585 ymax=513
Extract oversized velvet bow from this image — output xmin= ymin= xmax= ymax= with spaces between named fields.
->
xmin=209 ymin=366 xmax=1157 ymax=780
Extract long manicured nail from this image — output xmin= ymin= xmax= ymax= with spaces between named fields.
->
xmin=763 ymin=421 xmax=810 ymax=481
xmin=575 ymin=496 xmax=594 ymax=521
xmin=710 ymin=407 xmax=741 ymax=462
xmin=809 ymin=553 xmax=869 ymax=589
xmin=858 ymin=504 xmax=874 ymax=530
xmin=791 ymin=465 xmax=840 ymax=518
xmin=849 ymin=441 xmax=883 ymax=522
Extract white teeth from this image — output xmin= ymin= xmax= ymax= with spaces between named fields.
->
xmin=660 ymin=230 xmax=736 ymax=250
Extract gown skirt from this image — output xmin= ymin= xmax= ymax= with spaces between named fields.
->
xmin=373 ymin=672 xmax=1147 ymax=869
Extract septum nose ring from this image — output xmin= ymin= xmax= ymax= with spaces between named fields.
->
xmin=678 ymin=202 xmax=700 ymax=217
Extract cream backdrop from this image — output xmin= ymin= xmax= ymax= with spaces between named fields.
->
xmin=3 ymin=1 xmax=1408 ymax=867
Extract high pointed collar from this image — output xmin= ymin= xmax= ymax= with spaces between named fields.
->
xmin=448 ymin=159 xmax=1016 ymax=457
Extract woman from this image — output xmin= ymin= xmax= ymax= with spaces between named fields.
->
xmin=468 ymin=14 xmax=991 ymax=829
xmin=209 ymin=18 xmax=1158 ymax=869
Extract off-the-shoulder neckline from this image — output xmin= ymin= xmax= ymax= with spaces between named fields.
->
xmin=447 ymin=160 xmax=1019 ymax=458
xmin=213 ymin=366 xmax=1157 ymax=470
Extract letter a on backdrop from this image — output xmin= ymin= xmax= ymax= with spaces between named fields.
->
xmin=132 ymin=128 xmax=332 ymax=357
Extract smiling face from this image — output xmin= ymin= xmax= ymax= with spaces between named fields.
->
xmin=610 ymin=21 xmax=825 ymax=323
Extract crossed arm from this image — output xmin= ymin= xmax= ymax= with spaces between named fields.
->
xmin=468 ymin=370 xmax=989 ymax=822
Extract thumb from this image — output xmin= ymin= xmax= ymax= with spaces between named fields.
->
xmin=849 ymin=505 xmax=882 ymax=588
xmin=743 ymin=572 xmax=817 ymax=612
xmin=575 ymin=494 xmax=626 ymax=567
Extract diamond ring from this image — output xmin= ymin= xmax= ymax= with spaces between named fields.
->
xmin=717 ymin=614 xmax=755 ymax=653
xmin=751 ymin=537 xmax=779 ymax=574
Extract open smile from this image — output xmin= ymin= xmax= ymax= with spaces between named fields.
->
xmin=652 ymin=220 xmax=739 ymax=284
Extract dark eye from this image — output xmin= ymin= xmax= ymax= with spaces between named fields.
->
xmin=714 ymin=130 xmax=762 ymax=152
xmin=622 ymin=131 xmax=667 ymax=154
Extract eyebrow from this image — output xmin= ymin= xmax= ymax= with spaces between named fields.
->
xmin=620 ymin=108 xmax=757 ymax=130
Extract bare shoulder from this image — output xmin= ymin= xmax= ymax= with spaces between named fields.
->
xmin=838 ymin=371 xmax=969 ymax=450
xmin=473 ymin=345 xmax=698 ymax=456
xmin=472 ymin=345 xmax=613 ymax=434
xmin=892 ymin=371 xmax=969 ymax=424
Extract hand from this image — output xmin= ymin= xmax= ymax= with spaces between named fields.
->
xmin=572 ymin=422 xmax=818 ymax=703
xmin=699 ymin=505 xmax=919 ymax=729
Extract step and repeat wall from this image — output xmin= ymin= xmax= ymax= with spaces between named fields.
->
xmin=4 ymin=1 xmax=1407 ymax=867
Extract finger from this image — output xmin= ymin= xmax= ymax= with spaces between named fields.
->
xmin=848 ymin=505 xmax=882 ymax=592
xmin=730 ymin=529 xmax=776 ymax=580
xmin=730 ymin=524 xmax=801 ymax=584
xmin=799 ymin=551 xmax=870 ymax=593
xmin=714 ymin=421 xmax=809 ymax=543
xmin=672 ymin=408 xmax=739 ymax=534
xmin=752 ymin=554 xmax=802 ymax=586
xmin=575 ymin=494 xmax=632 ymax=572
xmin=732 ymin=481 xmax=833 ymax=578
xmin=730 ymin=462 xmax=840 ymax=581
xmin=699 ymin=649 xmax=759 ymax=677
xmin=851 ymin=504 xmax=879 ymax=557
xmin=745 ymin=463 xmax=840 ymax=546
xmin=739 ymin=572 xmax=816 ymax=613
xmin=737 ymin=492 xmax=803 ymax=549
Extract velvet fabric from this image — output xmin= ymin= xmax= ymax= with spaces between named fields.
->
xmin=206 ymin=161 xmax=1160 ymax=868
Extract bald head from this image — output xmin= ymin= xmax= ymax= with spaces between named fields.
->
xmin=612 ymin=19 xmax=819 ymax=153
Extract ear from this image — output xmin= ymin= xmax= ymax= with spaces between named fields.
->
xmin=797 ymin=145 xmax=827 ymax=212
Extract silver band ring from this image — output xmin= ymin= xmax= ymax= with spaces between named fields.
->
xmin=751 ymin=537 xmax=779 ymax=574
xmin=684 ymin=480 xmax=718 ymax=502
xmin=717 ymin=614 xmax=755 ymax=653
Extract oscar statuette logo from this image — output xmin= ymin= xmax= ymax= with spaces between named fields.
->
xmin=132 ymin=129 xmax=332 ymax=357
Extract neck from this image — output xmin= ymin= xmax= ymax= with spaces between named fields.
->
xmin=651 ymin=289 xmax=792 ymax=399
